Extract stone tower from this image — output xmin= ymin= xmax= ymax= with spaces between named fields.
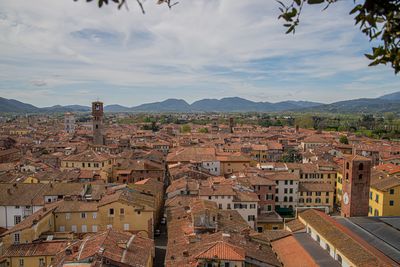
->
xmin=341 ymin=154 xmax=372 ymax=217
xmin=211 ymin=117 xmax=219 ymax=134
xmin=64 ymin=113 xmax=75 ymax=134
xmin=92 ymin=101 xmax=104 ymax=145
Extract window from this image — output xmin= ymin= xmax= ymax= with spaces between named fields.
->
xmin=359 ymin=163 xmax=364 ymax=170
xmin=248 ymin=215 xmax=255 ymax=221
xmin=82 ymin=163 xmax=85 ymax=168
xmin=346 ymin=162 xmax=349 ymax=169
xmin=369 ymin=206 xmax=372 ymax=214
xmin=390 ymin=189 xmax=395 ymax=195
xmin=325 ymin=198 xmax=329 ymax=204
xmin=124 ymin=224 xmax=130 ymax=231
xmin=337 ymin=254 xmax=343 ymax=264
xmin=120 ymin=208 xmax=125 ymax=215
xmin=14 ymin=215 xmax=21 ymax=225
xmin=284 ymin=188 xmax=288 ymax=194
xmin=289 ymin=188 xmax=293 ymax=194
xmin=390 ymin=200 xmax=394 ymax=206
xmin=315 ymin=198 xmax=321 ymax=203
xmin=316 ymin=235 xmax=321 ymax=243
xmin=15 ymin=206 xmax=20 ymax=209
xmin=88 ymin=163 xmax=91 ymax=167
xmin=219 ymin=204 xmax=222 ymax=209
xmin=375 ymin=194 xmax=379 ymax=203
xmin=299 ymin=198 xmax=304 ymax=203
xmin=326 ymin=244 xmax=331 ymax=253
xmin=285 ymin=180 xmax=288 ymax=185
xmin=290 ymin=180 xmax=293 ymax=185
xmin=369 ymin=192 xmax=373 ymax=199
xmin=284 ymin=196 xmax=288 ymax=202
xmin=208 ymin=196 xmax=211 ymax=200
xmin=227 ymin=204 xmax=231 ymax=209
xmin=107 ymin=224 xmax=112 ymax=229
xmin=59 ymin=226 xmax=65 ymax=232
xmin=71 ymin=225 xmax=77 ymax=232
xmin=92 ymin=212 xmax=97 ymax=219
xmin=81 ymin=225 xmax=87 ymax=233
xmin=81 ymin=213 xmax=86 ymax=219
xmin=19 ymin=259 xmax=24 ymax=267
xmin=109 ymin=208 xmax=114 ymax=216
xmin=289 ymin=196 xmax=293 ymax=202
xmin=250 ymin=204 xmax=256 ymax=209
xmin=316 ymin=192 xmax=321 ymax=196
xmin=359 ymin=174 xmax=363 ymax=180
xmin=92 ymin=225 xmax=98 ymax=232
xmin=14 ymin=233 xmax=20 ymax=244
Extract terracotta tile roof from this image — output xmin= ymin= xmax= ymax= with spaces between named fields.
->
xmin=298 ymin=182 xmax=335 ymax=192
xmin=299 ymin=209 xmax=395 ymax=267
xmin=285 ymin=219 xmax=305 ymax=232
xmin=98 ymin=188 xmax=155 ymax=211
xmin=53 ymin=229 xmax=154 ymax=267
xmin=63 ymin=150 xmax=110 ymax=162
xmin=195 ymin=241 xmax=245 ymax=261
xmin=370 ymin=176 xmax=400 ymax=192
xmin=2 ymin=240 xmax=69 ymax=257
xmin=55 ymin=199 xmax=98 ymax=213
xmin=0 ymin=183 xmax=48 ymax=206
xmin=271 ymin=235 xmax=318 ymax=267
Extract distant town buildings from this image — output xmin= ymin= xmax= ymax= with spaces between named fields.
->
xmin=0 ymin=108 xmax=399 ymax=266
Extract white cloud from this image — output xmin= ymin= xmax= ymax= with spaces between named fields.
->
xmin=0 ymin=0 xmax=398 ymax=106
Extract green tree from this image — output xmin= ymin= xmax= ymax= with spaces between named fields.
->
xmin=278 ymin=0 xmax=400 ymax=73
xmin=339 ymin=135 xmax=349 ymax=144
xmin=180 ymin=124 xmax=191 ymax=133
xmin=198 ymin=127 xmax=209 ymax=133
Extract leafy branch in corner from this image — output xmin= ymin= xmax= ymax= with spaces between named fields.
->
xmin=278 ymin=0 xmax=400 ymax=74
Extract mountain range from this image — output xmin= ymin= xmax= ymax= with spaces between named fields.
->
xmin=0 ymin=91 xmax=399 ymax=114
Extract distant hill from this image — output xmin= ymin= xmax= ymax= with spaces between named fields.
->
xmin=379 ymin=91 xmax=400 ymax=101
xmin=131 ymin=99 xmax=191 ymax=112
xmin=0 ymin=91 xmax=399 ymax=113
xmin=303 ymin=91 xmax=400 ymax=113
xmin=42 ymin=105 xmax=91 ymax=113
xmin=104 ymin=104 xmax=131 ymax=112
xmin=0 ymin=97 xmax=39 ymax=113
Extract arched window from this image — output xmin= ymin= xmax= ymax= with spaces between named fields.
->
xmin=359 ymin=163 xmax=364 ymax=170
xmin=346 ymin=162 xmax=350 ymax=169
xmin=337 ymin=254 xmax=342 ymax=264
xmin=316 ymin=235 xmax=321 ymax=243
xmin=284 ymin=196 xmax=288 ymax=202
xmin=326 ymin=244 xmax=331 ymax=253
xmin=289 ymin=196 xmax=293 ymax=202
xmin=346 ymin=173 xmax=349 ymax=181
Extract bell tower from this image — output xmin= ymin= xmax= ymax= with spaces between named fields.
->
xmin=341 ymin=154 xmax=371 ymax=217
xmin=92 ymin=101 xmax=104 ymax=145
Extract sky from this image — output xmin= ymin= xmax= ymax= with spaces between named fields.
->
xmin=0 ymin=0 xmax=399 ymax=107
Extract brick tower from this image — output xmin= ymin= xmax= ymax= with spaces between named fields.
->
xmin=341 ymin=154 xmax=372 ymax=217
xmin=92 ymin=101 xmax=104 ymax=145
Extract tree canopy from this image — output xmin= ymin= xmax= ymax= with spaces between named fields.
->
xmin=278 ymin=0 xmax=400 ymax=74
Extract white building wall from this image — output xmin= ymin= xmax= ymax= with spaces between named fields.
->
xmin=275 ymin=180 xmax=299 ymax=208
xmin=201 ymin=161 xmax=220 ymax=176
xmin=0 ymin=205 xmax=43 ymax=229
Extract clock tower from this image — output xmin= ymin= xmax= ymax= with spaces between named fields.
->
xmin=92 ymin=101 xmax=104 ymax=145
xmin=341 ymin=154 xmax=372 ymax=217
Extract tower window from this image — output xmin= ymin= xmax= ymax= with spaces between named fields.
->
xmin=96 ymin=124 xmax=98 ymax=129
xmin=359 ymin=174 xmax=363 ymax=180
xmin=359 ymin=163 xmax=364 ymax=170
xmin=346 ymin=162 xmax=350 ymax=170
